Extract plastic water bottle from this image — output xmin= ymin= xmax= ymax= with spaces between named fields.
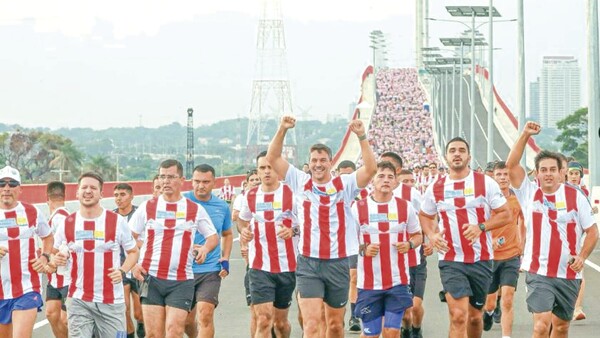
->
xmin=56 ymin=243 xmax=69 ymax=276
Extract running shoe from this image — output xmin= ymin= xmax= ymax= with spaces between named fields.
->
xmin=348 ymin=317 xmax=361 ymax=332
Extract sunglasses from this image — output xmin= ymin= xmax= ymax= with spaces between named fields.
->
xmin=0 ymin=180 xmax=20 ymax=188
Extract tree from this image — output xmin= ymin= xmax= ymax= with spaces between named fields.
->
xmin=555 ymin=107 xmax=588 ymax=167
xmin=85 ymin=155 xmax=116 ymax=181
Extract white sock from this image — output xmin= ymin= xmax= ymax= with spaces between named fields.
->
xmin=486 ymin=311 xmax=494 ymax=315
xmin=502 ymin=336 xmax=511 ymax=338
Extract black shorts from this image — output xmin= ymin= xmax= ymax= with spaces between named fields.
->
xmin=488 ymin=256 xmax=520 ymax=293
xmin=525 ymin=272 xmax=581 ymax=321
xmin=348 ymin=254 xmax=358 ymax=269
xmin=244 ymin=266 xmax=252 ymax=306
xmin=296 ymin=255 xmax=350 ymax=308
xmin=439 ymin=260 xmax=492 ymax=310
xmin=409 ymin=260 xmax=428 ymax=299
xmin=46 ymin=284 xmax=68 ymax=311
xmin=249 ymin=269 xmax=296 ymax=309
xmin=192 ymin=272 xmax=222 ymax=307
xmin=140 ymin=275 xmax=194 ymax=312
xmin=123 ymin=276 xmax=139 ymax=294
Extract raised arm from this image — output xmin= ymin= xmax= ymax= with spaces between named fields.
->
xmin=506 ymin=121 xmax=540 ymax=188
xmin=350 ymin=119 xmax=377 ymax=188
xmin=266 ymin=115 xmax=295 ymax=179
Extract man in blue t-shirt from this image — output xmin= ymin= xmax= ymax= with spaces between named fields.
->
xmin=183 ymin=164 xmax=233 ymax=338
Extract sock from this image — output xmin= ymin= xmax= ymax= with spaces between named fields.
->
xmin=502 ymin=336 xmax=511 ymax=338
xmin=351 ymin=303 xmax=356 ymax=318
xmin=486 ymin=311 xmax=494 ymax=315
xmin=127 ymin=334 xmax=135 ymax=338
xmin=412 ymin=326 xmax=421 ymax=333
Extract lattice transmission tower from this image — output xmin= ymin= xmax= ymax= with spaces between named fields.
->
xmin=246 ymin=0 xmax=296 ymax=165
xmin=186 ymin=108 xmax=194 ymax=178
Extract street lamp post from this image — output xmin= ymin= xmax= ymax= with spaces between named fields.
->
xmin=517 ymin=0 xmax=526 ymax=168
xmin=588 ymin=0 xmax=600 ymax=186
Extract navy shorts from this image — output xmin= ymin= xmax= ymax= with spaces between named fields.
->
xmin=0 ymin=292 xmax=44 ymax=324
xmin=355 ymin=284 xmax=413 ymax=323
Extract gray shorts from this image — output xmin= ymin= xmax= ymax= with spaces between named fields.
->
xmin=489 ymin=256 xmax=520 ymax=293
xmin=296 ymin=255 xmax=350 ymax=308
xmin=409 ymin=260 xmax=428 ymax=299
xmin=140 ymin=275 xmax=194 ymax=312
xmin=192 ymin=272 xmax=222 ymax=307
xmin=439 ymin=260 xmax=492 ymax=310
xmin=67 ymin=298 xmax=126 ymax=338
xmin=525 ymin=272 xmax=581 ymax=321
xmin=249 ymin=269 xmax=296 ymax=309
xmin=348 ymin=254 xmax=358 ymax=269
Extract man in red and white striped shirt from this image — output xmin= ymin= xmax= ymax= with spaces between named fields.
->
xmin=351 ymin=161 xmax=422 ymax=337
xmin=506 ymin=122 xmax=598 ymax=337
xmin=419 ymin=137 xmax=511 ymax=338
xmin=239 ymin=151 xmax=298 ymax=338
xmin=267 ymin=116 xmax=377 ymax=338
xmin=0 ymin=165 xmax=53 ymax=338
xmin=129 ymin=159 xmax=218 ymax=338
xmin=51 ymin=172 xmax=139 ymax=337
xmin=45 ymin=181 xmax=70 ymax=338
xmin=219 ymin=178 xmax=236 ymax=204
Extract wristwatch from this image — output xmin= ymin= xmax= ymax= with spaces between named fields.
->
xmin=292 ymin=227 xmax=300 ymax=237
xmin=478 ymin=223 xmax=486 ymax=231
xmin=408 ymin=241 xmax=415 ymax=250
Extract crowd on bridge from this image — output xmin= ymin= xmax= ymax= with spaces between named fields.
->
xmin=0 ymin=73 xmax=598 ymax=338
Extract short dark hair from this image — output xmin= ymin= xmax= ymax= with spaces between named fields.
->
xmin=46 ymin=181 xmax=65 ymax=200
xmin=337 ymin=160 xmax=356 ymax=171
xmin=380 ymin=151 xmax=403 ymax=169
xmin=256 ymin=151 xmax=268 ymax=164
xmin=493 ymin=161 xmax=507 ymax=171
xmin=159 ymin=159 xmax=183 ymax=177
xmin=78 ymin=172 xmax=104 ymax=191
xmin=555 ymin=152 xmax=568 ymax=165
xmin=309 ymin=144 xmax=332 ymax=160
xmin=428 ymin=162 xmax=437 ymax=168
xmin=114 ymin=183 xmax=133 ymax=193
xmin=534 ymin=150 xmax=563 ymax=171
xmin=246 ymin=169 xmax=258 ymax=181
xmin=377 ymin=161 xmax=397 ymax=176
xmin=445 ymin=137 xmax=470 ymax=154
xmin=399 ymin=169 xmax=413 ymax=175
xmin=193 ymin=164 xmax=215 ymax=177
xmin=152 ymin=174 xmax=160 ymax=182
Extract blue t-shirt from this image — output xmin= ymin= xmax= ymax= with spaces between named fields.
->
xmin=183 ymin=191 xmax=232 ymax=273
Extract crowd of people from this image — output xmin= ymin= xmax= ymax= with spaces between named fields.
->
xmin=369 ymin=68 xmax=438 ymax=167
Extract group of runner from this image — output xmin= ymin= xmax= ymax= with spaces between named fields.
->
xmin=0 ymin=118 xmax=598 ymax=338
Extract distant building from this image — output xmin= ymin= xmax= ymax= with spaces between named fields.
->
xmin=539 ymin=56 xmax=581 ymax=129
xmin=529 ymin=77 xmax=540 ymax=122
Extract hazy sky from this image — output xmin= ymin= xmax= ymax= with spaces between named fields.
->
xmin=0 ymin=0 xmax=590 ymax=130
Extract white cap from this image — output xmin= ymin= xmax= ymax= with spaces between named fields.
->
xmin=0 ymin=165 xmax=21 ymax=184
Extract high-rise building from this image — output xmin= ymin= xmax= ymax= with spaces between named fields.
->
xmin=539 ymin=56 xmax=581 ymax=129
xmin=529 ymin=77 xmax=540 ymax=121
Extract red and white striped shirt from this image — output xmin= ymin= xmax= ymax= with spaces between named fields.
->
xmin=53 ymin=209 xmax=136 ymax=304
xmin=421 ymin=171 xmax=507 ymax=263
xmin=393 ymin=183 xmax=423 ymax=267
xmin=48 ymin=207 xmax=71 ymax=289
xmin=352 ymin=197 xmax=420 ymax=290
xmin=285 ymin=166 xmax=361 ymax=259
xmin=239 ymin=184 xmax=298 ymax=273
xmin=129 ymin=196 xmax=217 ymax=281
xmin=514 ymin=180 xmax=595 ymax=279
xmin=220 ymin=185 xmax=235 ymax=201
xmin=0 ymin=202 xmax=51 ymax=300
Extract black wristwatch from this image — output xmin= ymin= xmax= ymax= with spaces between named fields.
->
xmin=359 ymin=244 xmax=368 ymax=257
xmin=408 ymin=241 xmax=415 ymax=250
xmin=292 ymin=227 xmax=300 ymax=237
xmin=478 ymin=223 xmax=486 ymax=231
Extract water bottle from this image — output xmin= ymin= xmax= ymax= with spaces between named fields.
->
xmin=56 ymin=242 xmax=70 ymax=276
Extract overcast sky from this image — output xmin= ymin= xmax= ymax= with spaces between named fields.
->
xmin=0 ymin=0 xmax=591 ymax=130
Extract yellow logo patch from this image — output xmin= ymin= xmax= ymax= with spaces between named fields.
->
xmin=94 ymin=230 xmax=104 ymax=240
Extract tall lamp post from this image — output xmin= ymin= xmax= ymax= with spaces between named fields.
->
xmin=587 ymin=0 xmax=600 ymax=186
xmin=436 ymin=57 xmax=473 ymax=139
xmin=445 ymin=6 xmax=500 ymax=166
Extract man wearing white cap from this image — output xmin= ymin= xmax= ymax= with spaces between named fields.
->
xmin=0 ymin=165 xmax=54 ymax=338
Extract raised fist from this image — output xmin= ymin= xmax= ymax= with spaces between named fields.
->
xmin=524 ymin=121 xmax=541 ymax=136
xmin=280 ymin=115 xmax=296 ymax=130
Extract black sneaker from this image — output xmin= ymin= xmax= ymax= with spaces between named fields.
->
xmin=401 ymin=327 xmax=412 ymax=338
xmin=348 ymin=317 xmax=361 ymax=332
xmin=483 ymin=312 xmax=494 ymax=331
xmin=136 ymin=322 xmax=145 ymax=338
xmin=411 ymin=327 xmax=423 ymax=338
xmin=493 ymin=304 xmax=502 ymax=324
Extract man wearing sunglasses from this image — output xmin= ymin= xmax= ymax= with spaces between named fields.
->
xmin=0 ymin=165 xmax=54 ymax=338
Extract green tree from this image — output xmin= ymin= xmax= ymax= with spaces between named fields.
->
xmin=85 ymin=155 xmax=116 ymax=181
xmin=555 ymin=107 xmax=588 ymax=167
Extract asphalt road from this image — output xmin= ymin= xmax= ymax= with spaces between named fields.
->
xmin=31 ymin=236 xmax=600 ymax=337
